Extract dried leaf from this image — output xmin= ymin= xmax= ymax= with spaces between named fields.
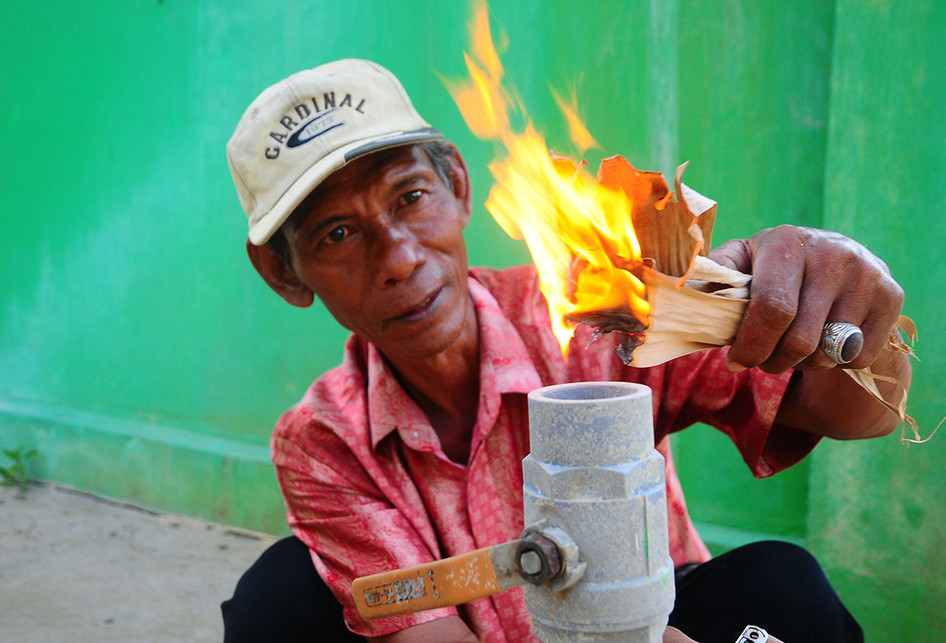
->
xmin=626 ymin=263 xmax=748 ymax=367
xmin=596 ymin=156 xmax=715 ymax=278
xmin=573 ymin=157 xmax=932 ymax=443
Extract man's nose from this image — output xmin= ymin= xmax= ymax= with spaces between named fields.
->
xmin=372 ymin=223 xmax=425 ymax=286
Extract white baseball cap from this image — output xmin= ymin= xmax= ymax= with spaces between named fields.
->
xmin=227 ymin=59 xmax=444 ymax=245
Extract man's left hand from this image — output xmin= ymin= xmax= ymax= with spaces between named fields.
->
xmin=709 ymin=224 xmax=904 ymax=374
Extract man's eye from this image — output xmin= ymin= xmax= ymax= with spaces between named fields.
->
xmin=401 ymin=190 xmax=423 ymax=205
xmin=323 ymin=226 xmax=348 ymax=245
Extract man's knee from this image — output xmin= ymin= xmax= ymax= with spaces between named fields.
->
xmin=671 ymin=540 xmax=863 ymax=642
xmin=222 ymin=536 xmax=362 ymax=643
xmin=721 ymin=540 xmax=825 ymax=586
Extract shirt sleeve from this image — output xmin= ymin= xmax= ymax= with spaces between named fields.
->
xmin=271 ymin=407 xmax=458 ymax=637
xmin=490 ymin=264 xmax=818 ymax=479
xmin=654 ymin=347 xmax=820 ymax=478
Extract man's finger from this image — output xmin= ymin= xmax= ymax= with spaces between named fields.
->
xmin=727 ymin=231 xmax=806 ymax=371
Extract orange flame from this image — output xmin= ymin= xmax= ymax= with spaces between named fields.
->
xmin=551 ymin=87 xmax=599 ymax=152
xmin=447 ymin=2 xmax=650 ymax=354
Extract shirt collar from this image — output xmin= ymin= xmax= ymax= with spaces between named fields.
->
xmin=365 ymin=273 xmax=542 ymax=451
xmin=469 ymin=274 xmax=543 ymax=397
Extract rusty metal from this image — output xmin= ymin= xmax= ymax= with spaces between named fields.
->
xmin=514 ymin=531 xmax=563 ymax=585
xmin=524 ymin=522 xmax=586 ymax=592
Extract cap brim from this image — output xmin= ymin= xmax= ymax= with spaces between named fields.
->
xmin=248 ymin=127 xmax=444 ymax=245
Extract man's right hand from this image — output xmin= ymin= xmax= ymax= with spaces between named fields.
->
xmin=664 ymin=626 xmax=697 ymax=642
xmin=367 ymin=615 xmax=478 ymax=643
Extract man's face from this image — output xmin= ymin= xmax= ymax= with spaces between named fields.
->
xmin=284 ymin=144 xmax=475 ymax=362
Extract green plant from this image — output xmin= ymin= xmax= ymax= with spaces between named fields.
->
xmin=0 ymin=447 xmax=38 ymax=492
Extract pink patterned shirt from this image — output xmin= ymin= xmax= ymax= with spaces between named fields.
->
xmin=272 ymin=265 xmax=815 ymax=640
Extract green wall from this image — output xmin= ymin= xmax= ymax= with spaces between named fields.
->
xmin=1 ymin=1 xmax=942 ymax=638
xmin=812 ymin=1 xmax=946 ymax=635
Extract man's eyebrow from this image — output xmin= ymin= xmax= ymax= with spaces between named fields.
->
xmin=387 ymin=170 xmax=434 ymax=194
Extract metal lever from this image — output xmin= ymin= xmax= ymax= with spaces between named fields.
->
xmin=352 ymin=528 xmax=583 ymax=620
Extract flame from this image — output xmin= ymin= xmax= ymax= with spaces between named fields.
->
xmin=551 ymin=87 xmax=599 ymax=152
xmin=447 ymin=2 xmax=650 ymax=354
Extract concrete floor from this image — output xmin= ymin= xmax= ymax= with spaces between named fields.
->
xmin=0 ymin=483 xmax=277 ymax=643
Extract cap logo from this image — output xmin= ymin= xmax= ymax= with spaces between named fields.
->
xmin=288 ymin=109 xmax=343 ymax=148
xmin=264 ymin=91 xmax=366 ymax=160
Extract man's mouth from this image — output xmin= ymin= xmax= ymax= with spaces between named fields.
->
xmin=389 ymin=288 xmax=443 ymax=324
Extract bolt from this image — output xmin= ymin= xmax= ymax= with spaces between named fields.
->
xmin=515 ymin=532 xmax=563 ymax=585
xmin=519 ymin=550 xmax=543 ymax=575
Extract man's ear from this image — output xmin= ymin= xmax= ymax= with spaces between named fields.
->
xmin=444 ymin=143 xmax=473 ymax=227
xmin=245 ymin=239 xmax=314 ymax=308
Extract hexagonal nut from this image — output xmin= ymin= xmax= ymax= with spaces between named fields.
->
xmin=522 ymin=455 xmax=664 ymax=501
xmin=514 ymin=532 xmax=563 ymax=585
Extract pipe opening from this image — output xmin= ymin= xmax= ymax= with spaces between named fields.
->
xmin=531 ymin=382 xmax=644 ymax=402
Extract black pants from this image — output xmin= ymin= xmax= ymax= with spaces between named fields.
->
xmin=221 ymin=537 xmax=862 ymax=642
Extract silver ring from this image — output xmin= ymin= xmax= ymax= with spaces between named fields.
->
xmin=820 ymin=322 xmax=864 ymax=364
xmin=736 ymin=625 xmax=768 ymax=643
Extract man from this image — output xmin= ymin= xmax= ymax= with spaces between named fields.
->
xmin=222 ymin=59 xmax=910 ymax=642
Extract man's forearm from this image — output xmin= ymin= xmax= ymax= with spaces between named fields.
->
xmin=777 ymin=347 xmax=912 ymax=440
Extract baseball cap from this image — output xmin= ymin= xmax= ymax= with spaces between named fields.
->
xmin=227 ymin=59 xmax=444 ymax=245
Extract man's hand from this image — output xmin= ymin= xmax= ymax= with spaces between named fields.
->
xmin=710 ymin=225 xmax=903 ymax=374
xmin=664 ymin=626 xmax=698 ymax=642
xmin=710 ymin=225 xmax=911 ymax=439
xmin=367 ymin=615 xmax=478 ymax=643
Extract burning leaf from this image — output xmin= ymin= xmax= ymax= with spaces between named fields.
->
xmin=596 ymin=157 xmax=717 ymax=281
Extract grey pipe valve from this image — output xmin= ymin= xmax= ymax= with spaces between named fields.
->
xmin=523 ymin=381 xmax=675 ymax=642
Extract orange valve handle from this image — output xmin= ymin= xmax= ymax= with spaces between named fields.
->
xmin=353 ymin=540 xmax=523 ymax=619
